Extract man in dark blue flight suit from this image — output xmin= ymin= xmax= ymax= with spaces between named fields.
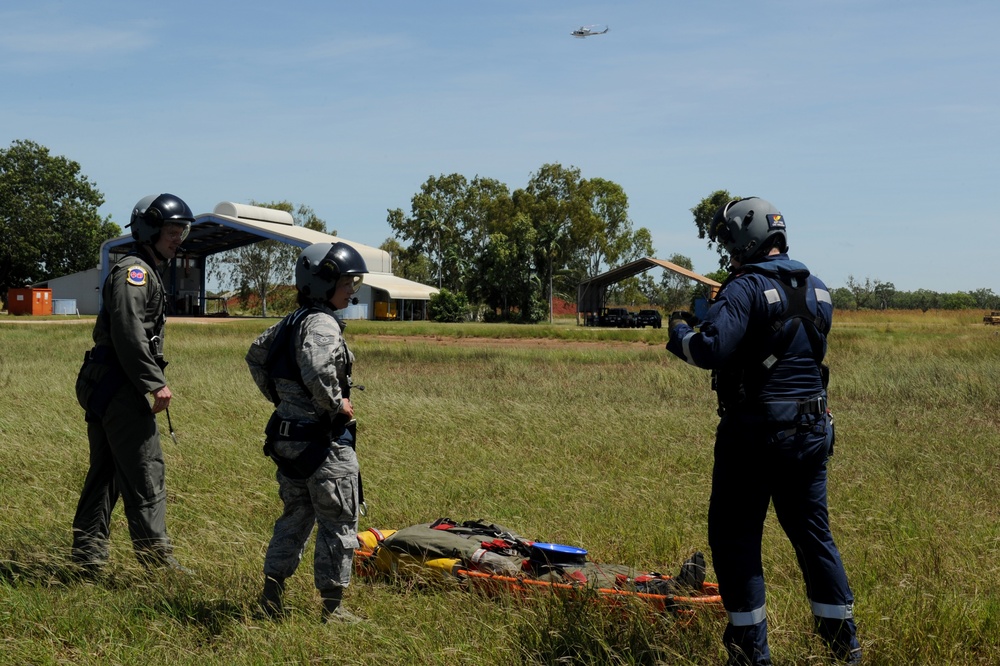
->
xmin=666 ymin=197 xmax=861 ymax=665
xmin=72 ymin=193 xmax=193 ymax=575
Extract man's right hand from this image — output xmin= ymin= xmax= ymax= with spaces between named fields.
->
xmin=670 ymin=310 xmax=695 ymax=329
xmin=339 ymin=397 xmax=354 ymax=420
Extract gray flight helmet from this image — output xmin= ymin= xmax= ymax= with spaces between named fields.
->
xmin=295 ymin=242 xmax=369 ymax=303
xmin=709 ymin=196 xmax=787 ymax=264
xmin=128 ymin=193 xmax=194 ymax=244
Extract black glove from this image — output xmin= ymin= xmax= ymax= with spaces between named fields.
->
xmin=670 ymin=310 xmax=695 ymax=329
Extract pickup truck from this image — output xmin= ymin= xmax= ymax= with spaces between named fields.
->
xmin=585 ymin=307 xmax=635 ymax=328
xmin=634 ymin=309 xmax=662 ymax=329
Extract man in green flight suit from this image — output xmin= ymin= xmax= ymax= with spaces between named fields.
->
xmin=72 ymin=193 xmax=194 ymax=574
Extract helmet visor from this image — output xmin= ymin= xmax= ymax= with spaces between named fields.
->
xmin=338 ymin=275 xmax=364 ymax=294
xmin=162 ymin=222 xmax=191 ymax=243
xmin=709 ymin=200 xmax=737 ymax=245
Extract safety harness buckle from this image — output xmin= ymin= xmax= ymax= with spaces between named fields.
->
xmin=802 ymin=396 xmax=827 ymax=415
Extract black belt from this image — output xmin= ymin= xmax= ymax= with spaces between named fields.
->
xmin=721 ymin=395 xmax=827 ymax=422
xmin=262 ymin=412 xmax=349 ymax=480
xmin=266 ymin=416 xmax=326 ymax=441
xmin=87 ymin=345 xmax=116 ymax=364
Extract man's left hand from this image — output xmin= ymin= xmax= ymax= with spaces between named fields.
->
xmin=151 ymin=385 xmax=172 ymax=414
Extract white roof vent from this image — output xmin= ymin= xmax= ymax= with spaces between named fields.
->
xmin=213 ymin=201 xmax=294 ymax=226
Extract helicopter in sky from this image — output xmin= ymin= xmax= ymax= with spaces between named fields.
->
xmin=571 ymin=24 xmax=609 ymax=38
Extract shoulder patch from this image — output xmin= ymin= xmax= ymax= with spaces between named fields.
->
xmin=126 ymin=265 xmax=147 ymax=286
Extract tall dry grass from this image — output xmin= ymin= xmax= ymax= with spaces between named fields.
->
xmin=0 ymin=310 xmax=997 ymax=664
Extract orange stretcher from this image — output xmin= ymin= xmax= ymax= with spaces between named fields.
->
xmin=353 ymin=520 xmax=723 ymax=616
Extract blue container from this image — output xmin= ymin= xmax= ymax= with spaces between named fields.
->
xmin=529 ymin=542 xmax=588 ymax=568
xmin=52 ymin=299 xmax=77 ymax=315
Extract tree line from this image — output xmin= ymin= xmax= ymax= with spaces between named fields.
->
xmin=831 ymin=277 xmax=1000 ymax=311
xmin=380 ymin=164 xmax=656 ymax=322
xmin=2 ymin=140 xmax=997 ymax=317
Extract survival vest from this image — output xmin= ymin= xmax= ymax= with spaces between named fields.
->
xmin=263 ymin=306 xmax=320 ymax=406
xmin=712 ymin=264 xmax=829 ymax=417
xmin=261 ymin=306 xmax=358 ymax=481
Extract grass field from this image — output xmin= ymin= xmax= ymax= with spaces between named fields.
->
xmin=1 ymin=311 xmax=998 ymax=665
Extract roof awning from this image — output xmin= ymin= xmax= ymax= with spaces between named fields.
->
xmin=576 ymin=257 xmax=721 ymax=313
xmin=364 ymin=273 xmax=440 ymax=300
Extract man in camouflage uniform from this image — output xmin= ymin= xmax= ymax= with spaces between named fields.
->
xmin=246 ymin=241 xmax=368 ymax=623
xmin=72 ymin=193 xmax=194 ymax=574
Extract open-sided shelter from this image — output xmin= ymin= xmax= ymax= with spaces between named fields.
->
xmin=576 ymin=258 xmax=721 ymax=323
xmin=86 ymin=201 xmax=438 ymax=319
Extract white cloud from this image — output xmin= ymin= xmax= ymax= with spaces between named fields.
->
xmin=0 ymin=17 xmax=152 ymax=60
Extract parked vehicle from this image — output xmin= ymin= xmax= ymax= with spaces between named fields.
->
xmin=635 ymin=309 xmax=662 ymax=329
xmin=585 ymin=307 xmax=636 ymax=328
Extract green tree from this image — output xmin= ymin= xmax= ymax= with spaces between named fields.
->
xmin=387 ymin=174 xmax=469 ymax=292
xmin=607 ymin=276 xmax=645 ymax=307
xmin=520 ymin=164 xmax=645 ymax=322
xmin=576 ymin=177 xmax=630 ymax=279
xmin=909 ymin=288 xmax=939 ymax=312
xmin=659 ymin=254 xmax=697 ymax=310
xmin=939 ymin=292 xmax=977 ymax=309
xmin=520 ymin=164 xmax=588 ymax=323
xmin=967 ymin=288 xmax=1000 ymax=310
xmin=474 ymin=213 xmax=539 ymax=321
xmin=830 ymin=287 xmax=856 ymax=310
xmin=873 ymin=280 xmax=896 ymax=310
xmin=704 ymin=268 xmax=729 ymax=284
xmin=0 ymin=139 xmax=119 ymax=307
xmin=390 ymin=165 xmax=652 ymax=323
xmin=379 ymin=237 xmax=433 ymax=285
xmin=691 ymin=189 xmax=738 ymax=269
xmin=292 ymin=203 xmax=332 ymax=234
xmin=462 ymin=177 xmax=515 ymax=256
xmin=212 ymin=200 xmax=328 ymax=317
xmin=604 ymin=227 xmax=656 ymax=306
xmin=845 ymin=276 xmax=896 ymax=310
xmin=428 ymin=288 xmax=469 ymax=323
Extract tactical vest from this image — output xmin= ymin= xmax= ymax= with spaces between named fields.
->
xmin=712 ymin=265 xmax=828 ymax=416
xmin=261 ymin=306 xmax=356 ymax=480
xmin=264 ymin=307 xmax=316 ymax=404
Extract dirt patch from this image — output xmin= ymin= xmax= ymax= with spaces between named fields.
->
xmin=359 ymin=334 xmax=661 ymax=351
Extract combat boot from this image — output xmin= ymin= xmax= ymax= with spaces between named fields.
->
xmin=257 ymin=575 xmax=287 ymax=620
xmin=673 ymin=551 xmax=706 ymax=591
xmin=321 ymin=587 xmax=364 ymax=625
xmin=161 ymin=555 xmax=194 ymax=576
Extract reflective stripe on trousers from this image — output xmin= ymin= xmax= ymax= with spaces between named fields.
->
xmin=811 ymin=600 xmax=854 ymax=620
xmin=728 ymin=604 xmax=767 ymax=627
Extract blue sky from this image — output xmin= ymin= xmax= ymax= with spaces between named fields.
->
xmin=2 ymin=1 xmax=997 ymax=292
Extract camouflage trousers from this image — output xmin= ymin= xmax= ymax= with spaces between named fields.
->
xmin=263 ymin=437 xmax=359 ymax=593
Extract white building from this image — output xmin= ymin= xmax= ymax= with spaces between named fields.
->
xmin=37 ymin=202 xmax=438 ymax=319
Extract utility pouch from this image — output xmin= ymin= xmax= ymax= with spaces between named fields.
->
xmin=344 ymin=419 xmax=365 ymax=508
xmin=264 ymin=412 xmax=334 ymax=441
xmin=262 ymin=412 xmax=333 ymax=479
xmin=77 ymin=346 xmax=127 ymax=423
